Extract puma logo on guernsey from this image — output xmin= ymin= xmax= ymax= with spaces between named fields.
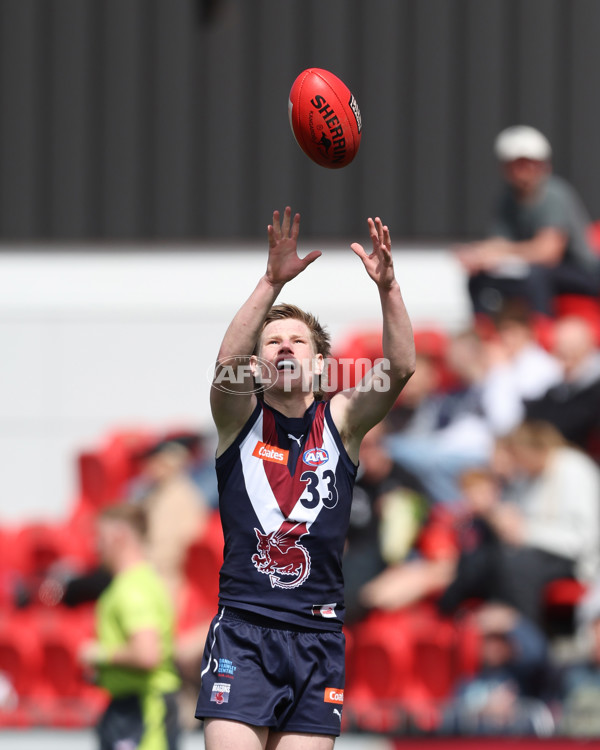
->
xmin=288 ymin=433 xmax=303 ymax=448
xmin=252 ymin=441 xmax=289 ymax=465
xmin=252 ymin=521 xmax=311 ymax=589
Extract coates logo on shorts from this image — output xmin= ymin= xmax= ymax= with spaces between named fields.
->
xmin=303 ymin=447 xmax=329 ymax=467
xmin=209 ymin=355 xmax=278 ymax=395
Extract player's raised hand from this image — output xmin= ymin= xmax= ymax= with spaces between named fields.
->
xmin=266 ymin=206 xmax=321 ymax=287
xmin=351 ymin=217 xmax=396 ymax=290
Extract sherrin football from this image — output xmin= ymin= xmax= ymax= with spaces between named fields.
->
xmin=288 ymin=68 xmax=362 ymax=169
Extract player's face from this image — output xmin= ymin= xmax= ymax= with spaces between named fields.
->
xmin=257 ymin=318 xmax=323 ymax=394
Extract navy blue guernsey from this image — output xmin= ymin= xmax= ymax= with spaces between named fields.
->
xmin=215 ymin=399 xmax=357 ymax=631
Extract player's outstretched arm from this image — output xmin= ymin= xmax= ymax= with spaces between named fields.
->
xmin=211 ymin=207 xmax=321 ymax=452
xmin=330 ymin=217 xmax=415 ymax=462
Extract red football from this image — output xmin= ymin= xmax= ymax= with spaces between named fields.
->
xmin=288 ymin=68 xmax=362 ymax=169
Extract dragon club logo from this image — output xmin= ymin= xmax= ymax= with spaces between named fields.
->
xmin=252 ymin=520 xmax=311 ymax=589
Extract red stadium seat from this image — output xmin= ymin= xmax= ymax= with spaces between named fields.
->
xmin=183 ymin=511 xmax=223 ymax=609
xmin=545 ymin=578 xmax=587 ymax=608
xmin=176 ymin=579 xmax=216 ymax=636
xmin=77 ymin=429 xmax=156 ymax=509
xmin=328 ymin=329 xmax=384 ymax=393
xmin=36 ymin=608 xmax=92 ymax=698
xmin=554 ymin=295 xmax=600 ymax=345
xmin=455 ymin=612 xmax=482 ymax=678
xmin=77 ymin=450 xmax=129 ymax=509
xmin=345 ymin=610 xmax=413 ymax=704
xmin=587 ymin=220 xmax=600 ymax=255
xmin=14 ymin=523 xmax=65 ymax=578
xmin=33 ymin=607 xmax=108 ymax=727
xmin=331 ymin=326 xmax=453 ymax=394
xmin=0 ymin=613 xmax=43 ymax=698
xmin=14 ymin=522 xmax=91 ymax=581
xmin=544 ymin=578 xmax=587 ymax=636
xmin=405 ymin=607 xmax=458 ymax=704
xmin=0 ymin=528 xmax=26 ymax=611
xmin=0 ymin=527 xmax=25 ymax=573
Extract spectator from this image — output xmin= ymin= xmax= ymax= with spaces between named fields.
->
xmin=78 ymin=504 xmax=181 ymax=750
xmin=479 ymin=300 xmax=562 ymax=435
xmin=525 ymin=315 xmax=600 ymax=460
xmin=442 ymin=422 xmax=600 ymax=625
xmin=455 ymin=125 xmax=600 ymax=318
xmin=133 ymin=439 xmax=210 ymax=605
xmin=385 ymin=331 xmax=495 ymax=504
xmin=558 ymin=580 xmax=600 ymax=736
xmin=41 ymin=437 xmax=210 ymax=613
xmin=385 ymin=351 xmax=443 ymax=434
xmin=441 ymin=603 xmax=555 ymax=737
xmin=437 ymin=467 xmax=507 ymax=616
xmin=343 ymin=421 xmax=429 ymax=623
xmin=440 ymin=422 xmax=600 ymax=626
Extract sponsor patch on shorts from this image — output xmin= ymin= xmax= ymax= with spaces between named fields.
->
xmin=210 ymin=682 xmax=231 ymax=704
xmin=217 ymin=657 xmax=237 ymax=678
xmin=324 ymin=687 xmax=344 ymax=704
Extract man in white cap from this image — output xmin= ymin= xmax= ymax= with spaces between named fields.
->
xmin=455 ymin=125 xmax=600 ymax=319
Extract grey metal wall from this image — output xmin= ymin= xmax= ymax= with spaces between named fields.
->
xmin=1 ymin=0 xmax=599 ymax=241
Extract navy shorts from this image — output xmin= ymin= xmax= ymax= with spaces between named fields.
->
xmin=195 ymin=607 xmax=345 ymax=736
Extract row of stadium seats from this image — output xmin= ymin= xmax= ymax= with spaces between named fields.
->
xmin=344 ymin=603 xmax=481 ymax=733
xmin=0 ymin=606 xmax=108 ymax=727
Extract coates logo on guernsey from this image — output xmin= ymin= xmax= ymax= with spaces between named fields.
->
xmin=253 ymin=441 xmax=289 ymax=466
xmin=303 ymin=447 xmax=329 ymax=467
xmin=324 ymin=687 xmax=344 ymax=705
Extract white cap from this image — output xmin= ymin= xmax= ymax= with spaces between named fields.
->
xmin=494 ymin=125 xmax=552 ymax=162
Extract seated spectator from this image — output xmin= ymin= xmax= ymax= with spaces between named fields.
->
xmin=454 ymin=125 xmax=600 ymax=319
xmin=343 ymin=422 xmax=429 ymax=624
xmin=167 ymin=430 xmax=219 ymax=510
xmin=355 ymin=522 xmax=457 ymax=615
xmin=557 ymin=580 xmax=600 ymax=736
xmin=437 ymin=467 xmax=506 ymax=616
xmin=441 ymin=422 xmax=600 ymax=626
xmin=42 ymin=437 xmax=211 ymax=610
xmin=385 ymin=331 xmax=495 ymax=504
xmin=132 ymin=438 xmax=210 ymax=605
xmin=479 ymin=300 xmax=562 ymax=436
xmin=525 ymin=315 xmax=600 ymax=461
xmin=441 ymin=603 xmax=555 ymax=737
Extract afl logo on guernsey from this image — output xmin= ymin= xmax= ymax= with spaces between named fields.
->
xmin=303 ymin=447 xmax=329 ymax=467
